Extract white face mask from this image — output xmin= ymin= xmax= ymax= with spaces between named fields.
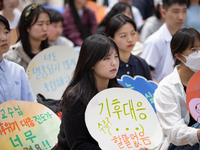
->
xmin=181 ymin=51 xmax=200 ymax=72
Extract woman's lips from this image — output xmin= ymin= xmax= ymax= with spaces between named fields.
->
xmin=1 ymin=44 xmax=8 ymax=48
xmin=128 ymin=44 xmax=134 ymax=48
xmin=111 ymin=68 xmax=117 ymax=72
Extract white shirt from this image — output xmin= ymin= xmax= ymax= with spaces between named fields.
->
xmin=154 ymin=66 xmax=199 ymax=149
xmin=49 ymin=36 xmax=74 ymax=48
xmin=0 ymin=8 xmax=21 ymax=29
xmin=142 ymin=23 xmax=174 ymax=82
xmin=105 ymin=2 xmax=143 ymax=30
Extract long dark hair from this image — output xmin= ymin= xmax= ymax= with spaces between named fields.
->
xmin=0 ymin=0 xmax=3 ymax=10
xmin=99 ymin=2 xmax=134 ymax=27
xmin=17 ymin=4 xmax=51 ymax=57
xmin=171 ymin=28 xmax=200 ymax=66
xmin=0 ymin=15 xmax=10 ymax=31
xmin=105 ymin=14 xmax=137 ymax=38
xmin=68 ymin=0 xmax=83 ymax=34
xmin=59 ymin=34 xmax=122 ymax=110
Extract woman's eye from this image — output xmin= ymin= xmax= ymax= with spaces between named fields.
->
xmin=191 ymin=48 xmax=197 ymax=52
xmin=103 ymin=57 xmax=109 ymax=60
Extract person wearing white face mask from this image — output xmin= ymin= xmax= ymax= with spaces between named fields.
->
xmin=181 ymin=51 xmax=200 ymax=73
xmin=154 ymin=28 xmax=200 ymax=150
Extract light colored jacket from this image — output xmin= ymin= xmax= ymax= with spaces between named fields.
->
xmin=154 ymin=66 xmax=199 ymax=149
xmin=3 ymin=41 xmax=31 ymax=70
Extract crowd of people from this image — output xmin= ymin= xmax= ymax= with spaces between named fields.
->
xmin=0 ymin=0 xmax=200 ymax=149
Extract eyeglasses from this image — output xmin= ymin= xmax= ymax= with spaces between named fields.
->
xmin=25 ymin=4 xmax=40 ymax=21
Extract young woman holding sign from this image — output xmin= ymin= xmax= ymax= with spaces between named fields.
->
xmin=53 ymin=34 xmax=148 ymax=150
xmin=154 ymin=28 xmax=200 ymax=149
xmin=3 ymin=4 xmax=51 ymax=70
xmin=105 ymin=14 xmax=152 ymax=81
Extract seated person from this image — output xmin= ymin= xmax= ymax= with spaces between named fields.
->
xmin=47 ymin=9 xmax=74 ymax=48
xmin=140 ymin=2 xmax=164 ymax=43
xmin=105 ymin=0 xmax=143 ymax=31
xmin=3 ymin=4 xmax=51 ymax=70
xmin=106 ymin=14 xmax=152 ymax=81
xmin=0 ymin=15 xmax=37 ymax=104
xmin=154 ymin=28 xmax=200 ymax=150
xmin=0 ymin=0 xmax=21 ymax=29
xmin=142 ymin=0 xmax=188 ymax=83
xmin=62 ymin=0 xmax=97 ymax=46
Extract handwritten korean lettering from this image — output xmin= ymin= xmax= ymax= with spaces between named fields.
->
xmin=98 ymin=98 xmax=147 ymax=121
xmin=98 ymin=117 xmax=112 ymax=135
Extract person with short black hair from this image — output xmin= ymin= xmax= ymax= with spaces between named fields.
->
xmin=155 ymin=27 xmax=200 ymax=150
xmin=47 ymin=9 xmax=74 ymax=48
xmin=142 ymin=0 xmax=188 ymax=83
xmin=0 ymin=14 xmax=36 ymax=104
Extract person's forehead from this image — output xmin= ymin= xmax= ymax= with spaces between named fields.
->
xmin=168 ymin=3 xmax=187 ymax=10
xmin=0 ymin=22 xmax=6 ymax=29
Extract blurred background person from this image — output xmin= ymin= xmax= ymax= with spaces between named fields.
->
xmin=96 ymin=2 xmax=133 ymax=34
xmin=132 ymin=0 xmax=154 ymax=22
xmin=18 ymin=0 xmax=64 ymax=9
xmin=0 ymin=0 xmax=21 ymax=29
xmin=183 ymin=0 xmax=200 ymax=33
xmin=140 ymin=0 xmax=165 ymax=43
xmin=47 ymin=9 xmax=74 ymax=48
xmin=105 ymin=0 xmax=143 ymax=31
xmin=62 ymin=0 xmax=97 ymax=46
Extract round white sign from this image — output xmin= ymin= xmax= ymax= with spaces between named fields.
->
xmin=85 ymin=88 xmax=163 ymax=150
xmin=26 ymin=46 xmax=79 ymax=100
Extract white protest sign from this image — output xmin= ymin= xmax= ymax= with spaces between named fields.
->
xmin=26 ymin=46 xmax=79 ymax=100
xmin=85 ymin=88 xmax=163 ymax=150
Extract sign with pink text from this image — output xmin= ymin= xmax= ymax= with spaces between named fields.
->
xmin=85 ymin=88 xmax=163 ymax=150
xmin=0 ymin=100 xmax=61 ymax=150
xmin=186 ymin=70 xmax=200 ymax=123
xmin=26 ymin=46 xmax=79 ymax=100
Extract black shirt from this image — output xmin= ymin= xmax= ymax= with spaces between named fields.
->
xmin=117 ymin=54 xmax=152 ymax=80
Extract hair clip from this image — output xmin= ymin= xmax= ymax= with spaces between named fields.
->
xmin=25 ymin=4 xmax=40 ymax=21
xmin=119 ymin=16 xmax=125 ymax=21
